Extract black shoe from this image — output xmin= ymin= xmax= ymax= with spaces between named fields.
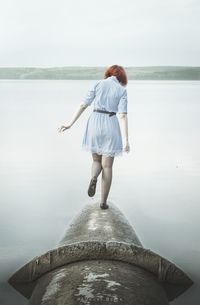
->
xmin=100 ymin=202 xmax=109 ymax=209
xmin=88 ymin=176 xmax=97 ymax=197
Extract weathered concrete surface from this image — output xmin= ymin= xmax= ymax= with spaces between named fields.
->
xmin=8 ymin=201 xmax=193 ymax=304
xmin=58 ymin=202 xmax=142 ymax=246
xmin=29 ymin=260 xmax=169 ymax=305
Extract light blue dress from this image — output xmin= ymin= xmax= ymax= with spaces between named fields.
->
xmin=81 ymin=75 xmax=128 ymax=157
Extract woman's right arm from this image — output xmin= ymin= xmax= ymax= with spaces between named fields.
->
xmin=58 ymin=80 xmax=100 ymax=133
xmin=58 ymin=103 xmax=88 ymax=132
xmin=119 ymin=113 xmax=130 ymax=152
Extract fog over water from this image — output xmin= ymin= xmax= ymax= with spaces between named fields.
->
xmin=0 ymin=80 xmax=200 ymax=304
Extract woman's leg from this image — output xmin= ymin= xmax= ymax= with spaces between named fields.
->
xmin=88 ymin=153 xmax=102 ymax=197
xmin=101 ymin=155 xmax=114 ymax=204
xmin=91 ymin=153 xmax=102 ymax=178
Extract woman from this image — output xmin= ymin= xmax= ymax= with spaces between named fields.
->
xmin=58 ymin=65 xmax=130 ymax=209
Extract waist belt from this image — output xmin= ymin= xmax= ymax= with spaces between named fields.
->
xmin=93 ymin=109 xmax=116 ymax=117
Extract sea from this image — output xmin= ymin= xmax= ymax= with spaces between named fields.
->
xmin=0 ymin=80 xmax=200 ymax=304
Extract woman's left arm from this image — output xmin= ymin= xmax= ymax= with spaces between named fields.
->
xmin=58 ymin=103 xmax=88 ymax=133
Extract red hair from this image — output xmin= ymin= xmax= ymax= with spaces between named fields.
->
xmin=104 ymin=65 xmax=128 ymax=86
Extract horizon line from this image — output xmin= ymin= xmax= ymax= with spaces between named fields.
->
xmin=0 ymin=65 xmax=200 ymax=68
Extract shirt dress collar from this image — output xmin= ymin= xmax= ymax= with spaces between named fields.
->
xmin=110 ymin=75 xmax=120 ymax=84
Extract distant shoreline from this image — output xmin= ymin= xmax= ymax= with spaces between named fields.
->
xmin=0 ymin=66 xmax=199 ymax=80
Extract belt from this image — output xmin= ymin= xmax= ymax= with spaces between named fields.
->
xmin=93 ymin=109 xmax=116 ymax=117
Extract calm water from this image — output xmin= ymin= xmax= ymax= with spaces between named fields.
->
xmin=0 ymin=80 xmax=200 ymax=304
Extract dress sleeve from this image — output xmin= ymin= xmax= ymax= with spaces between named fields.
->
xmin=82 ymin=80 xmax=100 ymax=106
xmin=118 ymin=89 xmax=128 ymax=113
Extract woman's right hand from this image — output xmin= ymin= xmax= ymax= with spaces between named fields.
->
xmin=58 ymin=124 xmax=71 ymax=133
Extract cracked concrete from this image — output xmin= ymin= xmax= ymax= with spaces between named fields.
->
xmin=8 ymin=201 xmax=193 ymax=304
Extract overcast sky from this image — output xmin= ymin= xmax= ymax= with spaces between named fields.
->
xmin=0 ymin=0 xmax=199 ymax=67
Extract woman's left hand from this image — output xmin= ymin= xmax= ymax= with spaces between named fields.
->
xmin=123 ymin=141 xmax=130 ymax=153
xmin=58 ymin=124 xmax=71 ymax=132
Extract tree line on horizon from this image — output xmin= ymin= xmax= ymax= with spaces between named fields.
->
xmin=0 ymin=66 xmax=199 ymax=80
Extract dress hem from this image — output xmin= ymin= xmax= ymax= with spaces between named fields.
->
xmin=81 ymin=145 xmax=123 ymax=157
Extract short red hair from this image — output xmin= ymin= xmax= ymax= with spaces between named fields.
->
xmin=104 ymin=65 xmax=128 ymax=86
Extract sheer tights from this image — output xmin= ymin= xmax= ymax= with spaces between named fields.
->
xmin=91 ymin=153 xmax=114 ymax=204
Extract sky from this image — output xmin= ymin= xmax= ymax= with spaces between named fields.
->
xmin=0 ymin=0 xmax=200 ymax=67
